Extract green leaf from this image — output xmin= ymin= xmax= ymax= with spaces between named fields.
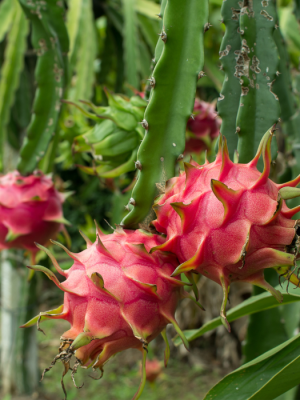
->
xmin=137 ymin=13 xmax=160 ymax=51
xmin=273 ymin=25 xmax=298 ymax=125
xmin=0 ymin=0 xmax=28 ymax=172
xmin=122 ymin=0 xmax=139 ymax=90
xmin=279 ymin=7 xmax=300 ymax=62
xmin=78 ymin=149 xmax=137 ymax=178
xmin=203 ymin=333 xmax=300 ymax=400
xmin=66 ymin=0 xmax=85 ymax=80
xmin=173 ymin=283 xmax=300 ymax=346
xmin=243 ymin=271 xmax=288 ymax=364
xmin=138 ymin=35 xmax=152 ymax=78
xmin=135 ymin=0 xmax=161 ymax=19
xmin=71 ymin=0 xmax=97 ymax=102
xmin=294 ymin=0 xmax=300 ymax=22
xmin=0 ymin=0 xmax=15 ymax=43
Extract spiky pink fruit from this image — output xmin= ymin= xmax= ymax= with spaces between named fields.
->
xmin=0 ymin=170 xmax=68 ymax=260
xmin=22 ymin=228 xmax=191 ymax=399
xmin=185 ymin=99 xmax=221 ymax=154
xmin=144 ymin=359 xmax=162 ymax=383
xmin=152 ymin=129 xmax=300 ymax=330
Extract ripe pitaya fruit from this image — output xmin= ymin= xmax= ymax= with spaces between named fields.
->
xmin=0 ymin=170 xmax=68 ymax=261
xmin=152 ymin=128 xmax=300 ymax=330
xmin=22 ymin=227 xmax=193 ymax=399
xmin=144 ymin=359 xmax=162 ymax=383
xmin=185 ymin=99 xmax=221 ymax=154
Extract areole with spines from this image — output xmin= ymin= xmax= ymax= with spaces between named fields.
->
xmin=217 ymin=0 xmax=241 ymax=159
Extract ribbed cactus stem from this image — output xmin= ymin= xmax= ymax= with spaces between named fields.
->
xmin=122 ymin=0 xmax=209 ymax=229
xmin=217 ymin=0 xmax=241 ymax=159
xmin=17 ymin=0 xmax=69 ymax=175
xmin=273 ymin=12 xmax=298 ymax=127
xmin=236 ymin=0 xmax=280 ymax=163
xmin=154 ymin=0 xmax=167 ymax=64
xmin=144 ymin=0 xmax=167 ymax=100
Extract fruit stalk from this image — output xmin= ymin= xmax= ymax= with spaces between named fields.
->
xmin=122 ymin=0 xmax=209 ymax=229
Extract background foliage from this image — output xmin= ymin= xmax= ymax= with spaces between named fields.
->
xmin=1 ymin=0 xmax=300 ymax=399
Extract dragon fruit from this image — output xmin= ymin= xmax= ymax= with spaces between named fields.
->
xmin=144 ymin=359 xmax=162 ymax=383
xmin=185 ymin=99 xmax=221 ymax=154
xmin=21 ymin=227 xmax=193 ymax=399
xmin=0 ymin=170 xmax=68 ymax=261
xmin=152 ymin=128 xmax=300 ymax=331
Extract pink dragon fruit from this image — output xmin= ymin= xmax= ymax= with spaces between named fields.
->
xmin=144 ymin=359 xmax=162 ymax=383
xmin=0 ymin=170 xmax=68 ymax=261
xmin=152 ymin=128 xmax=300 ymax=330
xmin=22 ymin=227 xmax=193 ymax=399
xmin=185 ymin=99 xmax=221 ymax=154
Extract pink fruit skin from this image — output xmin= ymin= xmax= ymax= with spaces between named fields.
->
xmin=0 ymin=171 xmax=65 ymax=256
xmin=185 ymin=99 xmax=221 ymax=154
xmin=25 ymin=229 xmax=183 ymax=372
xmin=152 ymin=132 xmax=300 ymax=325
xmin=144 ymin=359 xmax=162 ymax=383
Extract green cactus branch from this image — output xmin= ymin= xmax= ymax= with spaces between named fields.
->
xmin=16 ymin=0 xmax=69 ymax=175
xmin=0 ymin=0 xmax=15 ymax=43
xmin=294 ymin=0 xmax=300 ymax=22
xmin=122 ymin=0 xmax=139 ymax=90
xmin=144 ymin=0 xmax=167 ymax=100
xmin=70 ymin=0 xmax=97 ymax=102
xmin=0 ymin=0 xmax=28 ymax=172
xmin=154 ymin=0 xmax=167 ymax=64
xmin=122 ymin=0 xmax=209 ymax=229
xmin=217 ymin=0 xmax=241 ymax=159
xmin=273 ymin=20 xmax=298 ymax=127
xmin=236 ymin=0 xmax=280 ymax=163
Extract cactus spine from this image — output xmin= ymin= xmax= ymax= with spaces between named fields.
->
xmin=236 ymin=0 xmax=280 ymax=163
xmin=122 ymin=0 xmax=209 ymax=229
xmin=217 ymin=0 xmax=241 ymax=159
